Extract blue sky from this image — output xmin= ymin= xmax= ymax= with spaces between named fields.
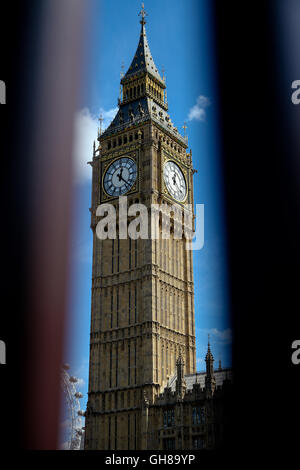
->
xmin=65 ymin=0 xmax=232 ymax=414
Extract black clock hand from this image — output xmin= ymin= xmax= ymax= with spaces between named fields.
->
xmin=119 ymin=175 xmax=130 ymax=187
xmin=117 ymin=168 xmax=123 ymax=181
xmin=172 ymin=173 xmax=180 ymax=190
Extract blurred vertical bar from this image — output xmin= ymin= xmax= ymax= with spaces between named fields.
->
xmin=212 ymin=0 xmax=300 ymax=453
xmin=22 ymin=0 xmax=88 ymax=449
xmin=277 ymin=0 xmax=300 ymax=192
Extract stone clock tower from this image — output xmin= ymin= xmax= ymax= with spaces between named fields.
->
xmin=84 ymin=6 xmax=196 ymax=450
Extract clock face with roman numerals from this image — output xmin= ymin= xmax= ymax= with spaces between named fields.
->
xmin=103 ymin=157 xmax=137 ymax=197
xmin=163 ymin=160 xmax=187 ymax=202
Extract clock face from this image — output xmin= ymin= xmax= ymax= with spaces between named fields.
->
xmin=103 ymin=157 xmax=137 ymax=197
xmin=163 ymin=161 xmax=187 ymax=202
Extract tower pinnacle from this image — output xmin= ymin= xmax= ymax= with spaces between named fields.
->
xmin=122 ymin=4 xmax=163 ymax=85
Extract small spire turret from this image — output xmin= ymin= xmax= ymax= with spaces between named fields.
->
xmin=182 ymin=122 xmax=188 ymax=145
xmin=205 ymin=335 xmax=216 ymax=396
xmin=98 ymin=114 xmax=104 ymax=137
xmin=176 ymin=354 xmax=186 ymax=399
xmin=119 ymin=62 xmax=125 ymax=103
xmin=218 ymin=352 xmax=222 ymax=371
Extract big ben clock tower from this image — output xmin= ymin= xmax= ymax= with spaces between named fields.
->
xmin=84 ymin=5 xmax=196 ymax=450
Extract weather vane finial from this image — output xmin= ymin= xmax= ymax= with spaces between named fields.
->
xmin=139 ymin=3 xmax=147 ymax=25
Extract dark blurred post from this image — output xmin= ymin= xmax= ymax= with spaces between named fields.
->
xmin=212 ymin=0 xmax=300 ymax=454
xmin=21 ymin=0 xmax=87 ymax=449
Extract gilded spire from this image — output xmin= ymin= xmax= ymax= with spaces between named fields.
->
xmin=138 ymin=3 xmax=147 ymax=25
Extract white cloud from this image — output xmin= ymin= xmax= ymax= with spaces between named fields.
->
xmin=72 ymin=108 xmax=97 ymax=184
xmin=187 ymin=95 xmax=211 ymax=122
xmin=72 ymin=106 xmax=118 ymax=184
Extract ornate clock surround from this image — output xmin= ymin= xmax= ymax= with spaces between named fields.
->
xmin=160 ymin=149 xmax=190 ymax=205
xmin=100 ymin=148 xmax=140 ymax=203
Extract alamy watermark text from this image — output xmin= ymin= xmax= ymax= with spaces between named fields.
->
xmin=95 ymin=196 xmax=204 ymax=250
xmin=0 ymin=80 xmax=6 ymax=104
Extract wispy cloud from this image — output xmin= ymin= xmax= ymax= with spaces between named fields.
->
xmin=72 ymin=106 xmax=118 ymax=184
xmin=187 ymin=95 xmax=211 ymax=122
xmin=74 ymin=358 xmax=89 ymax=392
xmin=196 ymin=357 xmax=204 ymax=365
xmin=198 ymin=327 xmax=232 ymax=345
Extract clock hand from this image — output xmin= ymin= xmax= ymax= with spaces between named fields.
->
xmin=173 ymin=176 xmax=184 ymax=197
xmin=117 ymin=168 xmax=123 ymax=181
xmin=172 ymin=173 xmax=182 ymax=191
xmin=172 ymin=173 xmax=180 ymax=190
xmin=119 ymin=175 xmax=130 ymax=187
